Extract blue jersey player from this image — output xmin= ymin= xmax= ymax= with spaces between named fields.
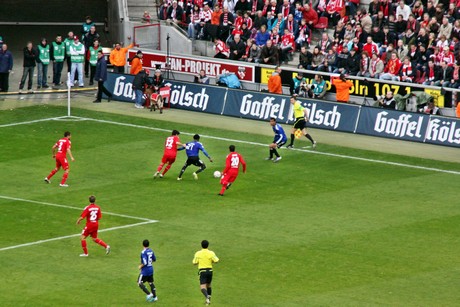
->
xmin=267 ymin=117 xmax=287 ymax=163
xmin=177 ymin=134 xmax=213 ymax=180
xmin=138 ymin=239 xmax=157 ymax=302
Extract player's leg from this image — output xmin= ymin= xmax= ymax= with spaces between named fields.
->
xmin=138 ymin=275 xmax=151 ymax=295
xmin=206 ymin=282 xmax=212 ymax=302
xmin=194 ymin=161 xmax=206 ymax=174
xmin=287 ymin=126 xmax=296 ymax=148
xmin=178 ymin=160 xmax=190 ymax=179
xmin=302 ymin=128 xmax=316 ymax=147
xmin=149 ymin=276 xmax=157 ymax=300
xmin=155 ymin=156 xmax=168 ymax=177
xmin=162 ymin=161 xmax=174 ymax=175
xmin=46 ymin=158 xmax=62 ymax=182
xmin=91 ymin=231 xmax=110 ymax=254
xmin=80 ymin=233 xmax=89 ymax=256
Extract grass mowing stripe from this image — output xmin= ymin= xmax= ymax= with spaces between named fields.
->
xmin=0 ymin=220 xmax=157 ymax=252
xmin=0 ymin=195 xmax=157 ymax=222
xmin=77 ymin=116 xmax=460 ymax=176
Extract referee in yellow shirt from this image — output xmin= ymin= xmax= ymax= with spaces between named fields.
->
xmin=193 ymin=240 xmax=219 ymax=305
xmin=286 ymin=96 xmax=316 ymax=149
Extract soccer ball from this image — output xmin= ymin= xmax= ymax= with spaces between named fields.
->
xmin=213 ymin=171 xmax=222 ymax=178
xmin=294 ymin=129 xmax=303 ymax=139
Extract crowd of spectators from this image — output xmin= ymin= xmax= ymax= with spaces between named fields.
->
xmin=158 ymin=0 xmax=460 ymax=89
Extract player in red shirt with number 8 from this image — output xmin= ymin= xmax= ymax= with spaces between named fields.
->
xmin=44 ymin=131 xmax=75 ymax=187
xmin=76 ymin=195 xmax=110 ymax=257
xmin=218 ymin=145 xmax=246 ymax=196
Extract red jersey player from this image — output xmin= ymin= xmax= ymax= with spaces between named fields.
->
xmin=153 ymin=130 xmax=184 ymax=178
xmin=76 ymin=195 xmax=110 ymax=257
xmin=44 ymin=131 xmax=75 ymax=187
xmin=218 ymin=145 xmax=246 ymax=196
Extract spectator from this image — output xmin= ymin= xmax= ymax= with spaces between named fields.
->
xmin=167 ymin=1 xmax=184 ymax=24
xmin=316 ymin=33 xmax=332 ymax=54
xmin=255 ymin=25 xmax=270 ymax=47
xmin=235 ymin=0 xmax=250 ymax=14
xmin=301 ymin=3 xmax=318 ymax=32
xmin=214 ymin=38 xmax=230 ymax=59
xmin=362 ymin=36 xmax=379 ymax=56
xmin=200 ymin=4 xmax=215 ymax=40
xmin=132 ymin=68 xmax=150 ymax=108
xmin=396 ymin=0 xmax=411 ymax=21
xmin=129 ymin=50 xmax=143 ymax=75
xmin=402 ymin=28 xmax=416 ymax=47
xmin=395 ymin=14 xmax=408 ymax=38
xmin=434 ymin=60 xmax=453 ymax=87
xmin=372 ymin=11 xmax=388 ymax=30
xmin=412 ymin=1 xmax=424 ymax=21
xmin=280 ymin=0 xmax=294 ymax=19
xmin=82 ymin=16 xmax=95 ymax=36
xmin=159 ymin=2 xmax=170 ymax=21
xmin=239 ymin=22 xmax=251 ymax=42
xmin=359 ymin=9 xmax=373 ymax=34
xmin=109 ymin=39 xmax=134 ymax=73
xmin=395 ymin=39 xmax=408 ymax=60
xmin=267 ymin=66 xmax=282 ymax=94
xmin=419 ymin=101 xmax=440 ymax=114
xmin=19 ymin=41 xmax=37 ymax=93
xmin=284 ymin=14 xmax=298 ymax=38
xmin=441 ymin=46 xmax=455 ymax=67
xmin=260 ymin=39 xmax=279 ymax=65
xmin=298 ymin=45 xmax=312 ymax=69
xmin=415 ymin=28 xmax=429 ymax=48
xmin=406 ymin=14 xmax=420 ymax=34
xmin=346 ymin=48 xmax=360 ymax=75
xmin=64 ymin=32 xmax=75 ymax=73
xmin=36 ymin=38 xmax=50 ymax=89
xmin=290 ymin=72 xmax=305 ymax=95
xmin=194 ymin=69 xmax=210 ymax=84
xmin=0 ymin=44 xmax=13 ymax=92
xmin=414 ymin=44 xmax=428 ymax=71
xmin=69 ymin=36 xmax=85 ymax=87
xmin=319 ymin=48 xmax=337 ymax=72
xmin=253 ymin=10 xmax=267 ymax=30
xmin=50 ymin=35 xmax=65 ymax=86
xmin=324 ymin=0 xmax=344 ymax=27
xmin=295 ymin=19 xmax=309 ymax=49
xmin=309 ymin=74 xmax=327 ymax=99
xmin=357 ymin=51 xmax=371 ymax=77
xmin=449 ymin=62 xmax=460 ymax=88
xmin=407 ymin=44 xmax=420 ymax=64
xmin=377 ymin=91 xmax=396 ymax=109
xmin=150 ymin=69 xmax=166 ymax=113
xmin=228 ymin=34 xmax=246 ymax=60
xmin=368 ymin=0 xmax=380 ymax=19
xmin=83 ymin=26 xmax=100 ymax=77
xmin=142 ymin=11 xmax=152 ymax=23
xmin=309 ymin=47 xmax=324 ymax=71
xmin=380 ymin=52 xmax=402 ymax=81
xmin=246 ymin=40 xmax=261 ymax=63
xmin=333 ymin=73 xmax=353 ymax=103
xmin=93 ymin=50 xmax=112 ymax=103
xmin=399 ymin=56 xmax=415 ymax=82
xmin=279 ymin=29 xmax=294 ymax=64
xmin=88 ymin=39 xmax=102 ymax=86
xmin=219 ymin=6 xmax=234 ymax=41
xmin=423 ymin=60 xmax=439 ymax=85
xmin=268 ymin=13 xmax=285 ymax=33
xmin=368 ymin=52 xmax=384 ymax=78
xmin=333 ymin=45 xmax=350 ymax=74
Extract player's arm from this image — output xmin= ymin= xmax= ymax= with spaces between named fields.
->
xmin=51 ymin=144 xmax=58 ymax=158
xmin=139 ymin=254 xmax=147 ymax=270
xmin=212 ymin=252 xmax=219 ymax=263
xmin=76 ymin=216 xmax=84 ymax=225
xmin=201 ymin=146 xmax=213 ymax=162
xmin=193 ymin=253 xmax=199 ymax=265
xmin=68 ymin=148 xmax=75 ymax=161
xmin=222 ymin=157 xmax=231 ymax=174
xmin=240 ymin=155 xmax=247 ymax=173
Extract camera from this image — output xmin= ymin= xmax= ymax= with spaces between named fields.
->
xmin=373 ymin=94 xmax=385 ymax=101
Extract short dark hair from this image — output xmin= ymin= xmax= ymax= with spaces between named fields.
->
xmin=97 ymin=50 xmax=103 ymax=54
xmin=143 ymin=239 xmax=150 ymax=247
xmin=89 ymin=195 xmax=96 ymax=203
xmin=229 ymin=145 xmax=235 ymax=152
xmin=193 ymin=134 xmax=200 ymax=140
xmin=201 ymin=240 xmax=209 ymax=248
xmin=270 ymin=117 xmax=276 ymax=122
xmin=172 ymin=130 xmax=180 ymax=136
xmin=64 ymin=131 xmax=71 ymax=137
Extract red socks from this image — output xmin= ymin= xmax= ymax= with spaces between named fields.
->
xmin=219 ymin=186 xmax=226 ymax=195
xmin=47 ymin=169 xmax=58 ymax=179
xmin=60 ymin=172 xmax=68 ymax=185
xmin=95 ymin=238 xmax=108 ymax=248
xmin=156 ymin=163 xmax=164 ymax=172
xmin=81 ymin=240 xmax=88 ymax=254
xmin=162 ymin=164 xmax=172 ymax=175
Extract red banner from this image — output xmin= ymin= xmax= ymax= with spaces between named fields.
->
xmin=128 ymin=50 xmax=255 ymax=82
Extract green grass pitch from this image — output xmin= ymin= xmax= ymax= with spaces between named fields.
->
xmin=0 ymin=105 xmax=459 ymax=306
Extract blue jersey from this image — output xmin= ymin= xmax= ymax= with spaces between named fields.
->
xmin=140 ymin=248 xmax=156 ymax=276
xmin=273 ymin=123 xmax=287 ymax=144
xmin=184 ymin=141 xmax=210 ymax=158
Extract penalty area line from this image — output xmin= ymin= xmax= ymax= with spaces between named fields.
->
xmin=0 ymin=195 xmax=157 ymax=222
xmin=0 ymin=220 xmax=157 ymax=252
xmin=75 ymin=116 xmax=460 ymax=176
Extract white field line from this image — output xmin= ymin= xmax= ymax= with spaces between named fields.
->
xmin=0 ymin=220 xmax=157 ymax=252
xmin=0 ymin=195 xmax=156 ymax=222
xmin=0 ymin=116 xmax=70 ymax=128
xmin=76 ymin=116 xmax=460 ymax=176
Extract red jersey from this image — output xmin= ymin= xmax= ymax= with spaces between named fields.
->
xmin=223 ymin=152 xmax=246 ymax=174
xmin=54 ymin=137 xmax=71 ymax=158
xmin=80 ymin=203 xmax=102 ymax=226
xmin=163 ymin=135 xmax=181 ymax=156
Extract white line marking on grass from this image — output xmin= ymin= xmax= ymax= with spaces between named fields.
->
xmin=0 ymin=220 xmax=157 ymax=252
xmin=75 ymin=116 xmax=460 ymax=176
xmin=0 ymin=116 xmax=68 ymax=128
xmin=0 ymin=195 xmax=157 ymax=222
